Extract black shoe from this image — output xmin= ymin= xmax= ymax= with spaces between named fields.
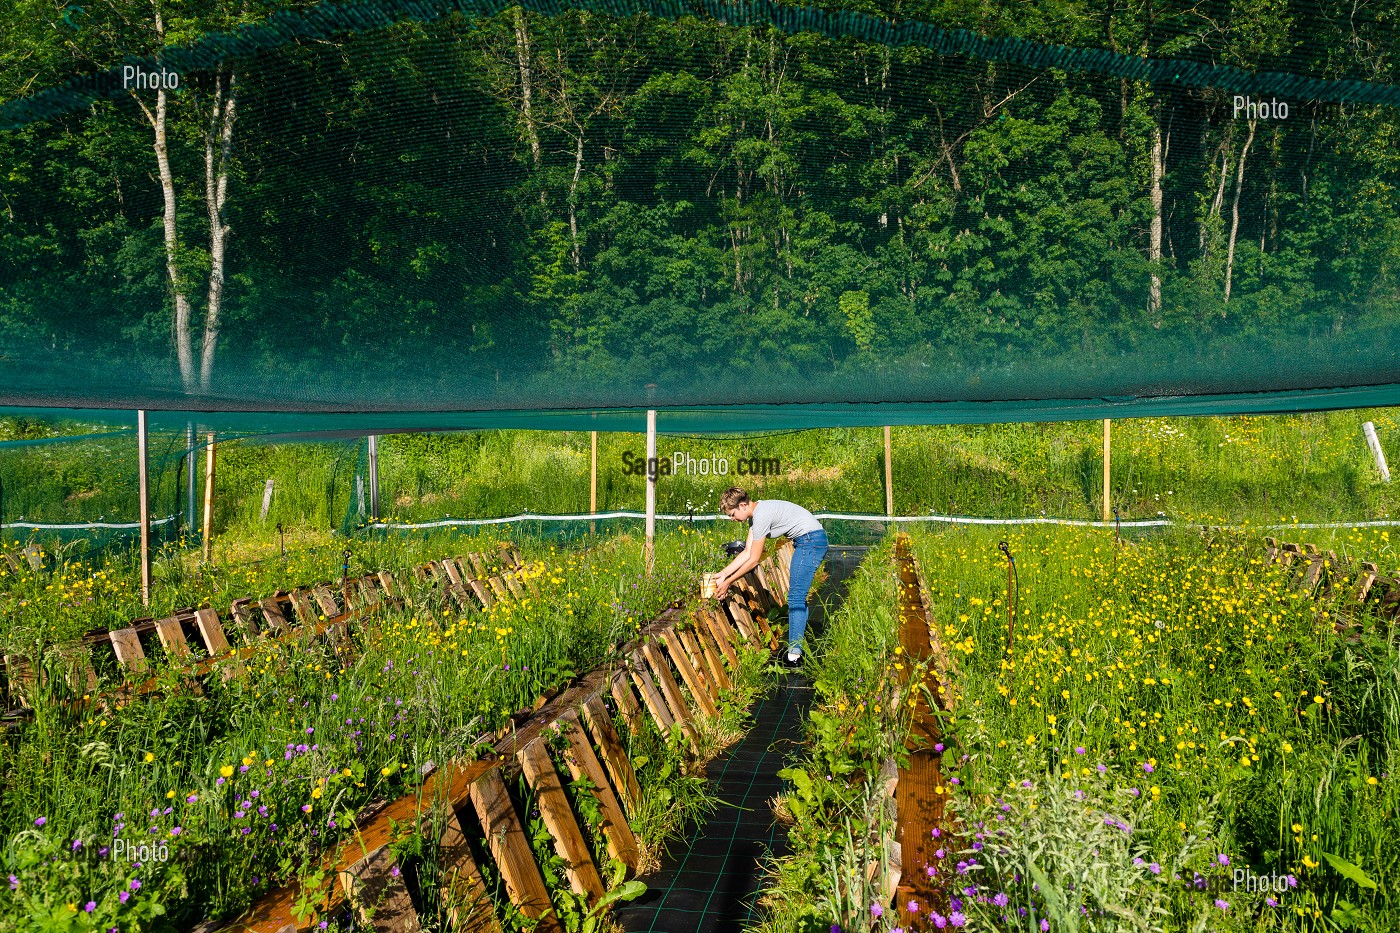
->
xmin=783 ymin=651 xmax=803 ymax=669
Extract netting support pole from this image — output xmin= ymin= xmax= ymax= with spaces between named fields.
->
xmin=185 ymin=422 xmax=197 ymax=536
xmin=202 ymin=433 xmax=216 ymax=563
xmin=137 ymin=410 xmax=151 ymax=608
xmin=590 ymin=430 xmax=598 ymax=536
xmin=1364 ymin=422 xmax=1390 ymax=482
xmin=884 ymin=425 xmax=894 ymax=523
xmin=1102 ymin=419 xmax=1111 ymax=523
xmin=644 ymin=410 xmax=656 ymax=576
xmin=367 ymin=435 xmax=381 ymax=520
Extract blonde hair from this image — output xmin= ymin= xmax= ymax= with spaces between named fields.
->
xmin=720 ymin=487 xmax=750 ymax=513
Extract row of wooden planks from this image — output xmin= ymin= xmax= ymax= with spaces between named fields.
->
xmin=1262 ymin=537 xmax=1395 ymax=636
xmin=207 ymin=539 xmax=796 ymax=933
xmin=1 ymin=545 xmax=528 ymax=711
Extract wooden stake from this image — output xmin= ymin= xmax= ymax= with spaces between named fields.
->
xmin=202 ymin=432 xmax=216 ymax=563
xmin=137 ymin=410 xmax=151 ymax=607
xmin=1102 ymin=418 xmax=1111 ymax=523
xmin=884 ymin=424 xmax=894 ymax=520
xmin=644 ymin=409 xmax=656 ymax=576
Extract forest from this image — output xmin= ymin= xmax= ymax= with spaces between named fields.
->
xmin=0 ymin=0 xmax=1398 ymax=411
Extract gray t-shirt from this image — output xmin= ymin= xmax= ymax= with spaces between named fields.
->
xmin=750 ymin=499 xmax=822 ymax=540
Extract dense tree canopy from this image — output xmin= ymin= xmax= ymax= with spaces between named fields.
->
xmin=0 ymin=0 xmax=1398 ymax=413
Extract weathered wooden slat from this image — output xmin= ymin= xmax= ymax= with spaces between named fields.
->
xmin=194 ymin=609 xmax=243 ymax=681
xmin=467 ymin=553 xmax=490 ymax=579
xmin=723 ymin=596 xmax=759 ymax=644
xmin=312 ymin=585 xmax=342 ymax=619
xmin=581 ymin=695 xmax=642 ymax=816
xmin=255 ymin=598 xmax=291 ymax=637
xmin=517 ymin=738 xmax=605 ymax=902
xmin=1302 ymin=553 xmax=1328 ymax=596
xmin=691 ymin=624 xmax=731 ymax=692
xmin=3 ymin=655 xmax=35 ymax=707
xmin=661 ymin=628 xmax=719 ymax=718
xmin=609 ymin=669 xmax=646 ymax=737
xmin=377 ymin=571 xmax=401 ymax=599
xmin=468 ymin=768 xmax=562 ymax=932
xmin=486 ymin=576 xmax=511 ymax=603
xmin=438 ymin=808 xmax=504 ymax=933
xmin=338 ymin=844 xmax=423 ymax=933
xmin=676 ymin=627 xmax=716 ymax=701
xmin=228 ymin=598 xmax=260 ymax=644
xmin=57 ymin=644 xmax=99 ymax=695
xmin=109 ymin=627 xmax=147 ymax=673
xmin=469 ymin=577 xmax=495 ymax=610
xmin=1357 ymin=562 xmax=1379 ymax=603
xmin=627 ymin=650 xmax=675 ymax=735
xmin=557 ymin=711 xmax=640 ymax=874
xmin=154 ymin=615 xmax=194 ymax=659
xmin=701 ymin=610 xmax=740 ymax=668
xmin=502 ymin=575 xmax=526 ymax=600
xmin=640 ymin=642 xmax=700 ymax=750
xmin=289 ymin=590 xmax=319 ymax=626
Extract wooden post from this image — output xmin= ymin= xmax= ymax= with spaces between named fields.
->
xmin=1102 ymin=418 xmax=1111 ymax=523
xmin=884 ymin=425 xmax=894 ymax=520
xmin=137 ymin=410 xmax=151 ymax=608
xmin=260 ymin=479 xmax=274 ymax=523
xmin=644 ymin=409 xmax=656 ymax=576
xmin=201 ymin=432 xmax=216 ymax=563
xmin=1364 ymin=421 xmax=1390 ymax=482
xmin=367 ymin=434 xmax=381 ymax=518
xmin=590 ymin=430 xmax=598 ymax=535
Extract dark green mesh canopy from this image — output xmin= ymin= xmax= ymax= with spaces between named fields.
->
xmin=1 ymin=0 xmax=1399 ymax=430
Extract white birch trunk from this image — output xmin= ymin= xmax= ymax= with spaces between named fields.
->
xmin=200 ymin=71 xmax=237 ymax=391
xmin=1224 ymin=118 xmax=1256 ymax=304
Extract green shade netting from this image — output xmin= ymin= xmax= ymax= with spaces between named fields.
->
xmin=1 ymin=0 xmax=1399 ymax=430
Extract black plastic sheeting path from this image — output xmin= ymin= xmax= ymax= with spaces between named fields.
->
xmin=616 ymin=546 xmax=869 ymax=933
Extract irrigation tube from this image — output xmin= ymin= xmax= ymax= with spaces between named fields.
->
xmin=376 ymin=511 xmax=1400 ymax=531
xmin=1 ymin=515 xmax=178 ymax=531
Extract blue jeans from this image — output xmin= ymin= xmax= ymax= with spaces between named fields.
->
xmin=786 ymin=529 xmax=828 ymax=654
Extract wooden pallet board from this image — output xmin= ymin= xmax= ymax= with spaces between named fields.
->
xmin=557 ymin=711 xmax=641 ymax=875
xmin=581 ymin=695 xmax=642 ymax=816
xmin=468 ymin=768 xmax=562 ymax=932
xmin=339 ymin=844 xmax=423 ymax=933
xmin=639 ymin=642 xmax=701 ymax=751
xmin=517 ymin=738 xmax=605 ymax=902
xmin=609 ymin=669 xmax=646 ymax=737
xmin=312 ymin=585 xmax=342 ymax=619
xmin=438 ymin=808 xmax=505 ymax=933
xmin=691 ymin=624 xmax=731 ymax=692
xmin=699 ymin=610 xmax=740 ymax=668
xmin=660 ymin=628 xmax=719 ymax=717
xmin=627 ymin=651 xmax=675 ymax=735
xmin=109 ymin=627 xmax=147 ymax=673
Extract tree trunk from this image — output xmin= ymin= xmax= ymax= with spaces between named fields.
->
xmin=568 ymin=129 xmax=583 ymax=270
xmin=200 ymin=71 xmax=237 ymax=391
xmin=1224 ymin=118 xmax=1256 ymax=305
xmin=1147 ymin=114 xmax=1164 ymax=323
xmin=514 ymin=7 xmax=542 ymax=168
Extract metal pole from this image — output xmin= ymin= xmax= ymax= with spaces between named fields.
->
xmin=1102 ymin=418 xmax=1111 ymax=523
xmin=137 ymin=410 xmax=151 ymax=607
xmin=202 ymin=432 xmax=216 ymax=563
xmin=590 ymin=430 xmax=598 ymax=536
xmin=367 ymin=434 xmax=381 ymax=520
xmin=883 ymin=425 xmax=894 ymax=518
xmin=1364 ymin=422 xmax=1391 ymax=482
xmin=644 ymin=410 xmax=656 ymax=576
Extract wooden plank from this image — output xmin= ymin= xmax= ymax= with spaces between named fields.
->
xmin=194 ymin=608 xmax=232 ymax=656
xmin=467 ymin=553 xmax=490 ymax=579
xmin=4 ymin=655 xmax=35 ymax=707
xmin=256 ymin=598 xmax=291 ymax=637
xmin=155 ymin=615 xmax=194 ymax=659
xmin=109 ymin=627 xmax=147 ymax=674
xmin=1302 ymin=553 xmax=1328 ymax=596
xmin=701 ymin=610 xmax=740 ymax=667
xmin=438 ymin=809 xmax=504 ymax=933
xmin=677 ymin=627 xmax=717 ymax=701
xmin=691 ymin=624 xmax=731 ymax=692
xmin=505 ymin=547 xmax=524 ymax=569
xmin=1264 ymin=537 xmax=1280 ymax=564
xmin=486 ymin=576 xmax=511 ymax=603
xmin=1357 ymin=562 xmax=1379 ymax=603
xmin=229 ymin=599 xmax=260 ymax=644
xmin=661 ymin=628 xmax=719 ymax=717
xmin=57 ymin=644 xmax=99 ymax=695
xmin=312 ymin=585 xmax=342 ymax=619
xmin=289 ymin=589 xmax=319 ymax=626
xmin=517 ymin=738 xmax=605 ymax=902
xmin=724 ymin=596 xmax=759 ymax=644
xmin=338 ymin=844 xmax=422 ymax=933
xmin=557 ymin=711 xmax=640 ymax=874
xmin=468 ymin=768 xmax=561 ymax=932
xmin=22 ymin=544 xmax=42 ymax=571
xmin=469 ymin=578 xmax=495 ymax=610
xmin=359 ymin=574 xmax=383 ymax=606
xmin=609 ymin=670 xmax=646 ymax=737
xmin=581 ymin=695 xmax=642 ymax=816
xmin=640 ymin=642 xmax=700 ymax=751
xmin=627 ymin=650 xmax=675 ymax=735
xmin=502 ymin=575 xmax=527 ymax=600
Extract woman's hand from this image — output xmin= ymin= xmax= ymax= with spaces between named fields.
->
xmin=714 ymin=575 xmax=730 ymax=598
